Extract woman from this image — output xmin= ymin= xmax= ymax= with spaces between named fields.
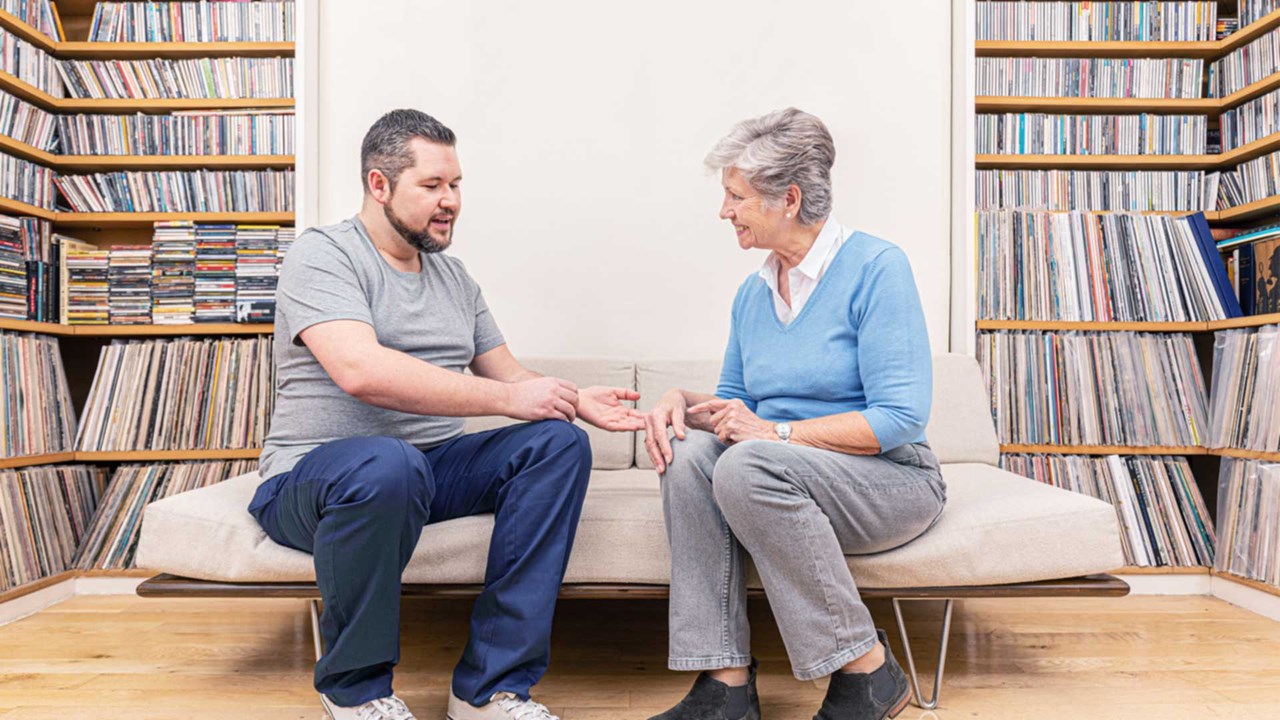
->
xmin=643 ymin=108 xmax=945 ymax=720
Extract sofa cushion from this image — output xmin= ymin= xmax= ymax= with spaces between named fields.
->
xmin=464 ymin=358 xmax=636 ymax=470
xmin=136 ymin=463 xmax=1123 ymax=588
xmin=635 ymin=355 xmax=1000 ymax=468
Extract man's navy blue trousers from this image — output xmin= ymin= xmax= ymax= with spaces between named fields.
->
xmin=247 ymin=420 xmax=593 ymax=707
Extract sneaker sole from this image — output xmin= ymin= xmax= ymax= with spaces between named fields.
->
xmin=886 ymin=686 xmax=912 ymax=719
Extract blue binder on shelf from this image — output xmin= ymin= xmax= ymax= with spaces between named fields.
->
xmin=1186 ymin=212 xmax=1244 ymax=319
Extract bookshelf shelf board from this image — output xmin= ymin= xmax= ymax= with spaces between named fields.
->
xmin=1213 ymin=447 xmax=1280 ymax=461
xmin=75 ymin=449 xmax=262 ymax=462
xmin=0 ymin=133 xmax=293 ymax=170
xmin=1219 ymin=70 xmax=1280 ymax=112
xmin=975 ymin=40 xmax=1219 ymax=59
xmin=54 ymin=211 xmax=294 ymax=229
xmin=975 ymin=153 xmax=1220 ymax=170
xmin=57 ymin=42 xmax=295 ymax=60
xmin=78 ymin=568 xmax=156 ymax=578
xmin=1212 ymin=570 xmax=1280 ymax=597
xmin=0 ymin=451 xmax=76 ymax=469
xmin=71 ymin=323 xmax=274 ymax=337
xmin=0 ymin=318 xmax=75 ymax=335
xmin=1207 ymin=313 xmax=1280 ymax=330
xmin=0 ymin=196 xmax=55 ymax=220
xmin=55 ymin=154 xmax=295 ymax=171
xmin=0 ymin=71 xmax=297 ymax=113
xmin=1208 ymin=194 xmax=1280 ymax=223
xmin=975 ymin=96 xmax=1218 ymax=114
xmin=1114 ymin=565 xmax=1211 ymax=575
xmin=977 ymin=319 xmax=1209 ymax=332
xmin=999 ymin=444 xmax=1208 ymax=455
xmin=0 ymin=570 xmax=75 ymax=605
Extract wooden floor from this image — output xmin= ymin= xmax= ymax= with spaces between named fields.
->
xmin=0 ymin=594 xmax=1278 ymax=718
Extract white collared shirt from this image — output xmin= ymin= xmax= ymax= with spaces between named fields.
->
xmin=758 ymin=215 xmax=850 ymax=324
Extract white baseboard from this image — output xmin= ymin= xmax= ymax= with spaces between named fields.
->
xmin=1113 ymin=573 xmax=1213 ymax=595
xmin=1211 ymin=576 xmax=1280 ymax=622
xmin=75 ymin=576 xmax=145 ymax=595
xmin=0 ymin=577 xmax=76 ymax=626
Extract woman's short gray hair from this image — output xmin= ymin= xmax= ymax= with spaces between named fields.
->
xmin=704 ymin=108 xmax=835 ymax=226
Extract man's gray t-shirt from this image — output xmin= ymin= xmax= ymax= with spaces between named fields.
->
xmin=258 ymin=215 xmax=505 ymax=479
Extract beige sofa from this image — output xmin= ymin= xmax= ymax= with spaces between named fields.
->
xmin=134 ymin=353 xmax=1126 ymax=708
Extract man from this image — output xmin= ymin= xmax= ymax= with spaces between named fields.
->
xmin=250 ymin=109 xmax=644 ymax=720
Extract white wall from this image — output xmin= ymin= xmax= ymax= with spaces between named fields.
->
xmin=314 ymin=1 xmax=954 ymax=358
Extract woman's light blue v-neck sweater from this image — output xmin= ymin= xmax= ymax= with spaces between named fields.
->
xmin=715 ymin=230 xmax=932 ymax=452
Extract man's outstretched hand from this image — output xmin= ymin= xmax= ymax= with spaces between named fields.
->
xmin=577 ymin=386 xmax=646 ymax=432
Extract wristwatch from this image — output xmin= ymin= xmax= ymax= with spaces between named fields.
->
xmin=775 ymin=422 xmax=792 ymax=443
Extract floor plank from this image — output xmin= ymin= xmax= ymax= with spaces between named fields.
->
xmin=0 ymin=595 xmax=1277 ymax=718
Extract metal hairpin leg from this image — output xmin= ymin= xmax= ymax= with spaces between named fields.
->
xmin=891 ymin=597 xmax=954 ymax=711
xmin=309 ymin=599 xmax=325 ymax=662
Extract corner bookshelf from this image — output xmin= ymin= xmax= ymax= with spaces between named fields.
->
xmin=0 ymin=0 xmax=296 ymax=601
xmin=974 ymin=0 xmax=1280 ymax=594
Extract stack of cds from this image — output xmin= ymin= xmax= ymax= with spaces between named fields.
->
xmin=234 ymin=225 xmax=279 ymax=323
xmin=151 ymin=222 xmax=197 ymax=325
xmin=65 ymin=245 xmax=110 ymax=325
xmin=194 ymin=224 xmax=236 ymax=322
xmin=107 ymin=245 xmax=152 ymax=325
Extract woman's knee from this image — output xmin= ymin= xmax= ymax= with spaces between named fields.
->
xmin=711 ymin=441 xmax=793 ymax=511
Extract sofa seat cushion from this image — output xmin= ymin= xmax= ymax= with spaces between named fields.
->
xmin=136 ymin=464 xmax=1123 ymax=588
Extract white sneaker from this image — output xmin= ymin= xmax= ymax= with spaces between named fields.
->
xmin=446 ymin=691 xmax=560 ymax=720
xmin=320 ymin=693 xmax=416 ymax=720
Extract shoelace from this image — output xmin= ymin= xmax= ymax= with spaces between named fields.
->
xmin=493 ymin=693 xmax=560 ymax=720
xmin=355 ymin=694 xmax=415 ymax=720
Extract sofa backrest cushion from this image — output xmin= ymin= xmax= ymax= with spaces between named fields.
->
xmin=632 ymin=354 xmax=998 ymax=468
xmin=464 ymin=358 xmax=636 ymax=470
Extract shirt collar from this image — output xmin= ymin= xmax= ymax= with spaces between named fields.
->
xmin=757 ymin=214 xmax=841 ymax=284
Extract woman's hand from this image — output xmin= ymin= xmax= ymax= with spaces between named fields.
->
xmin=577 ymin=386 xmax=646 ymax=432
xmin=644 ymin=388 xmax=690 ymax=473
xmin=687 ymin=398 xmax=778 ymax=445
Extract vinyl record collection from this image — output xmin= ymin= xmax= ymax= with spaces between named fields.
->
xmin=1002 ymin=453 xmax=1215 ymax=567
xmin=88 ymin=1 xmax=296 ymax=42
xmin=977 ymin=211 xmax=1232 ymax=322
xmin=75 ymin=460 xmax=256 ymax=571
xmin=0 ymin=87 xmax=56 ymax=152
xmin=56 ymin=57 xmax=293 ymax=100
xmin=977 ymin=57 xmax=1205 ymax=98
xmin=75 ymin=336 xmax=274 ymax=452
xmin=1215 ymin=458 xmax=1280 ymax=584
xmin=1208 ymin=326 xmax=1280 ymax=452
xmin=56 ymin=109 xmax=295 ymax=156
xmin=0 ymin=465 xmax=105 ymax=591
xmin=54 ymin=168 xmax=294 ymax=213
xmin=977 ymin=113 xmax=1208 ymax=155
xmin=976 ymin=169 xmax=1217 ymax=212
xmin=0 ymin=330 xmax=76 ymax=458
xmin=977 ymin=331 xmax=1210 ymax=447
xmin=1209 ymin=25 xmax=1280 ymax=97
xmin=976 ymin=2 xmax=1218 ymax=41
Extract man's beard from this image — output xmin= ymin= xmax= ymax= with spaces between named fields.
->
xmin=384 ymin=201 xmax=452 ymax=254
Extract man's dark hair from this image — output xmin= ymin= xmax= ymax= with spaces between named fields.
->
xmin=360 ymin=109 xmax=456 ymax=193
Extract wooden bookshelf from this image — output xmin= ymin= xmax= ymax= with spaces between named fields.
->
xmin=0 ymin=9 xmax=58 ymax=53
xmin=975 ymin=153 xmax=1221 ymax=170
xmin=0 ymin=133 xmax=293 ymax=170
xmin=0 ymin=451 xmax=76 ymax=469
xmin=1212 ymin=570 xmax=1280 ymax=597
xmin=1208 ymin=313 xmax=1280 ymax=330
xmin=977 ymin=319 xmax=1210 ymax=332
xmin=57 ymin=42 xmax=295 ymax=60
xmin=1209 ymin=194 xmax=1280 ymax=223
xmin=75 ymin=449 xmax=262 ymax=463
xmin=1213 ymin=447 xmax=1280 ymax=462
xmin=0 ymin=570 xmax=75 ymax=605
xmin=54 ymin=212 xmax=295 ymax=229
xmin=0 ymin=195 xmax=56 ymax=221
xmin=70 ymin=323 xmax=274 ymax=337
xmin=0 ymin=318 xmax=75 ymax=335
xmin=55 ymin=97 xmax=295 ymax=113
xmin=78 ymin=568 xmax=158 ymax=578
xmin=1000 ymin=444 xmax=1209 ymax=456
xmin=974 ymin=96 xmax=1218 ymax=114
xmin=975 ymin=40 xmax=1220 ymax=59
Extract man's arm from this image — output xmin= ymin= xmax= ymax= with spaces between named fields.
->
xmin=470 ymin=344 xmax=540 ymax=383
xmin=301 ymin=319 xmax=578 ymax=420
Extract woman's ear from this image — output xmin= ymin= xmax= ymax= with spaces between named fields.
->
xmin=785 ymin=184 xmax=803 ymax=219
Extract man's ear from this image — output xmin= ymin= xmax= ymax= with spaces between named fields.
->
xmin=367 ymin=169 xmax=392 ymax=204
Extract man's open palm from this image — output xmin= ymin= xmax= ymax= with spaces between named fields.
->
xmin=577 ymin=386 xmax=646 ymax=432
